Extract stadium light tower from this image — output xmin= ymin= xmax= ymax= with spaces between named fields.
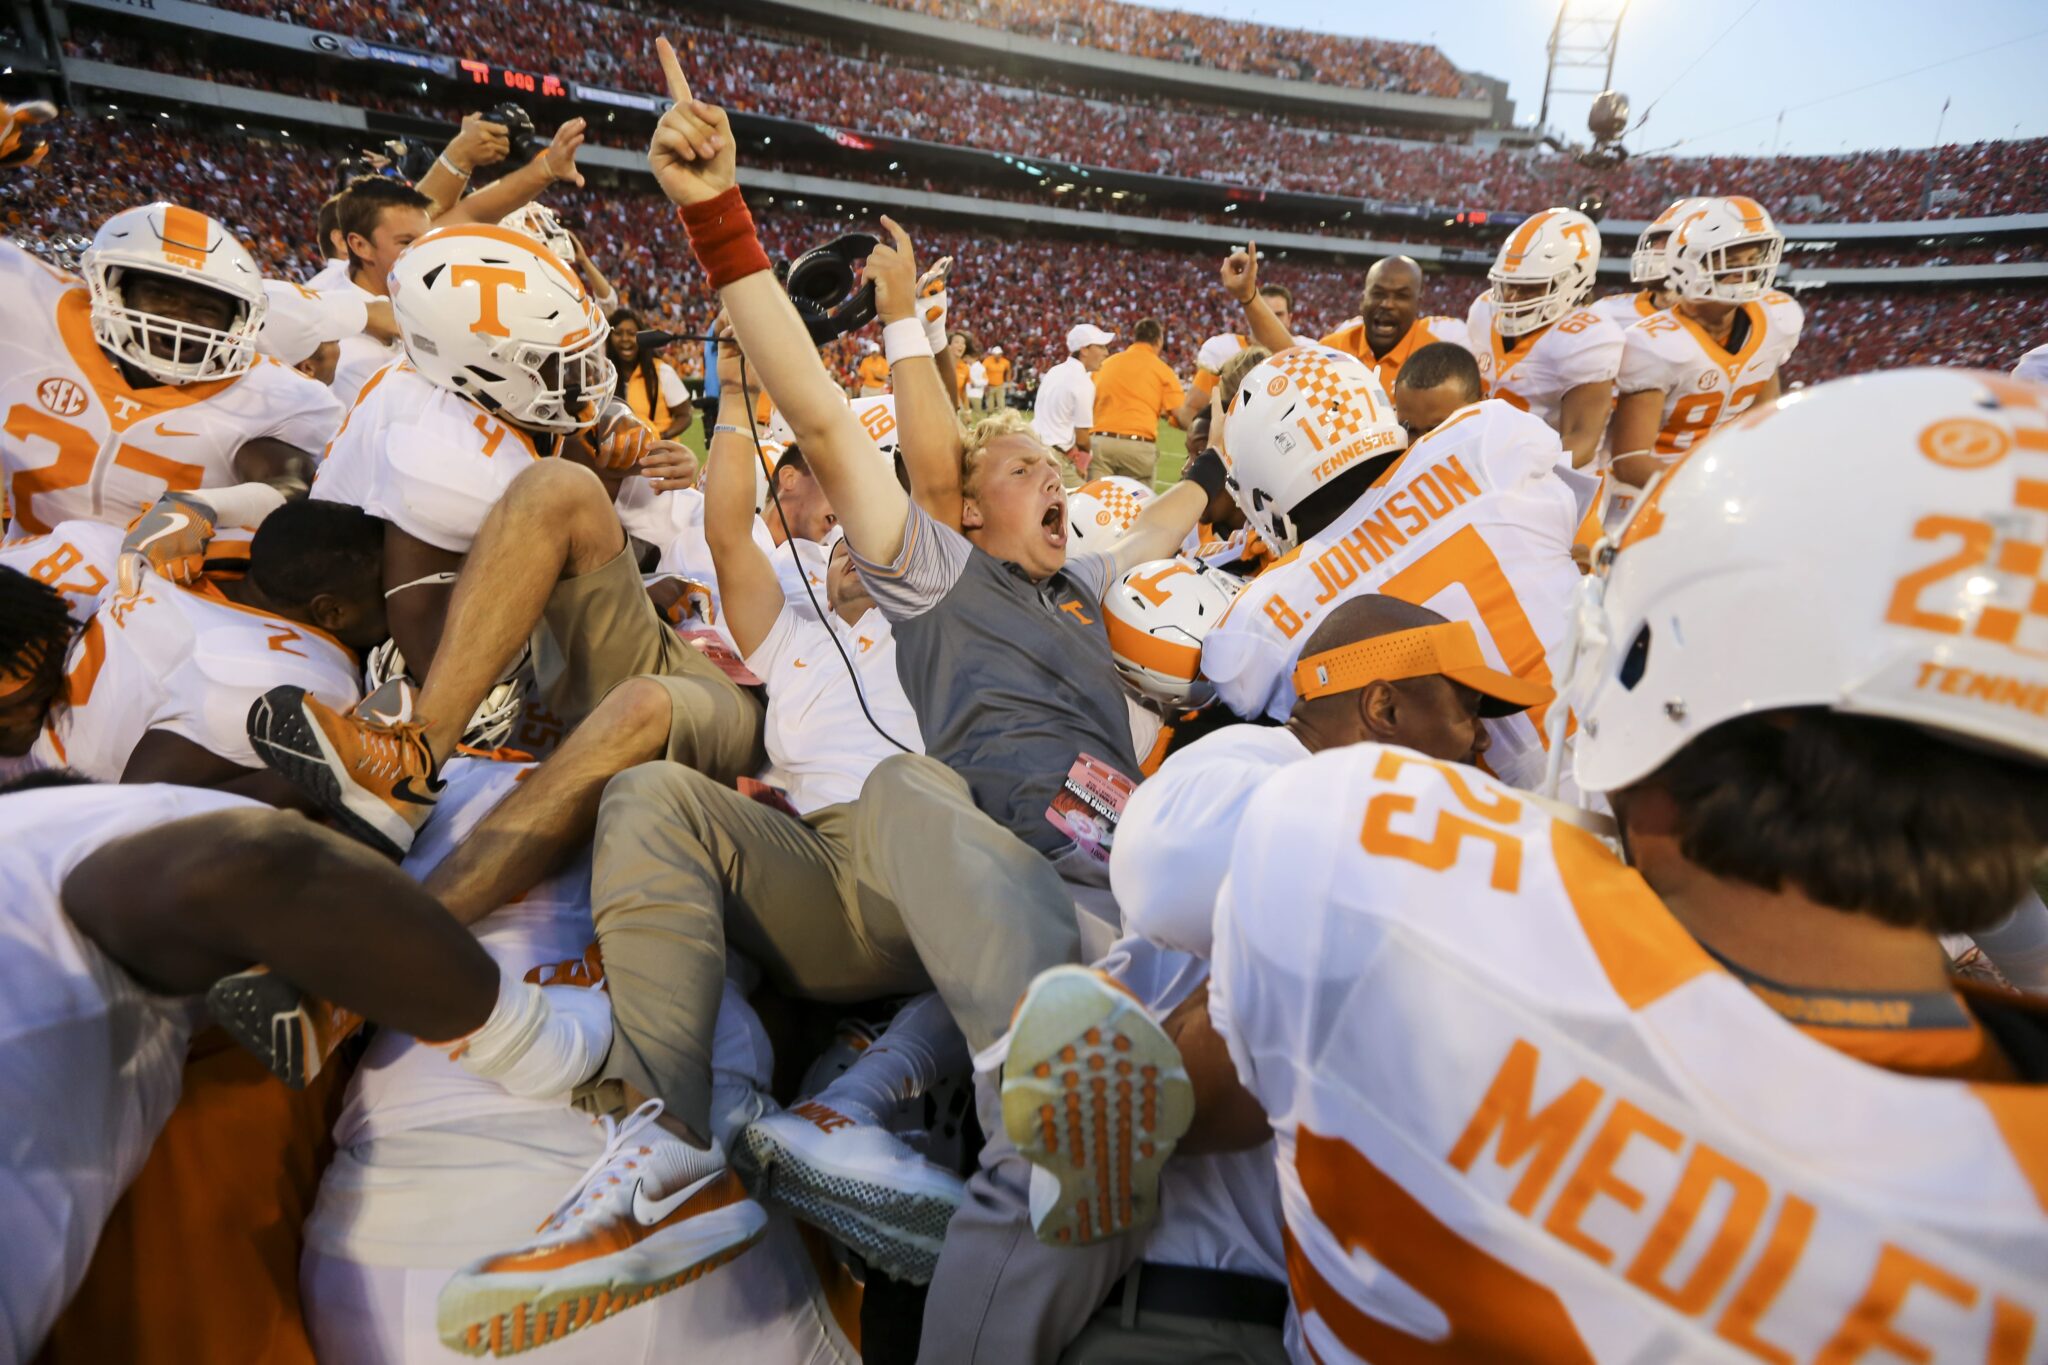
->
xmin=1537 ymin=0 xmax=1628 ymax=144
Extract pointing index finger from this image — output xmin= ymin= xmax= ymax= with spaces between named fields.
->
xmin=657 ymin=37 xmax=692 ymax=107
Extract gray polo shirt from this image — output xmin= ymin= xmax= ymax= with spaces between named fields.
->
xmin=850 ymin=500 xmax=1141 ymax=855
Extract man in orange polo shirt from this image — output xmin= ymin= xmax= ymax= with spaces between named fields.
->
xmin=982 ymin=345 xmax=1012 ymax=411
xmin=1227 ymin=244 xmax=1468 ymax=393
xmin=1089 ymin=319 xmax=1186 ymax=487
xmin=856 ymin=338 xmax=890 ymax=396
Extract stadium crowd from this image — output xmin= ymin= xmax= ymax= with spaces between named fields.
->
xmin=170 ymin=1 xmax=2048 ymax=221
xmin=3 ymin=32 xmax=2048 ymax=1364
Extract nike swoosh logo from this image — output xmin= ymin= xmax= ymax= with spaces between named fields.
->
xmin=141 ymin=511 xmax=190 ymax=543
xmin=390 ymin=775 xmax=443 ymax=808
xmin=630 ymin=1171 xmax=721 ymax=1226
xmin=156 ymin=425 xmax=198 ymax=438
xmin=792 ymin=659 xmax=807 ymax=669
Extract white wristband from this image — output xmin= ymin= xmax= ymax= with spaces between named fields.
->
xmin=436 ymin=153 xmax=469 ymax=180
xmin=883 ymin=318 xmax=934 ymax=365
xmin=194 ymin=481 xmax=288 ymax=530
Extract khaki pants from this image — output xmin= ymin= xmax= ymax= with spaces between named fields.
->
xmin=1091 ymin=435 xmax=1159 ymax=486
xmin=587 ymin=753 xmax=1080 ymax=1137
xmin=529 ymin=542 xmax=762 ymax=783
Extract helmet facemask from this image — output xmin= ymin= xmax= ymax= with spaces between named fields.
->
xmin=488 ymin=325 xmax=617 ymax=434
xmin=1489 ymin=272 xmax=1576 ymax=338
xmin=87 ymin=261 xmax=262 ymax=385
xmin=1679 ymin=234 xmax=1784 ymax=304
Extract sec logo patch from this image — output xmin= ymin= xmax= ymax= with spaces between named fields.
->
xmin=37 ymin=377 xmax=88 ymax=417
xmin=1267 ymin=376 xmax=1288 ymax=396
xmin=1696 ymin=371 xmax=1719 ymax=391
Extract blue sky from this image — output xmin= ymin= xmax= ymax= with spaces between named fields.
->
xmin=1130 ymin=0 xmax=2047 ymax=156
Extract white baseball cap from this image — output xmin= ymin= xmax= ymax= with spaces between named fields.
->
xmin=1066 ymin=323 xmax=1116 ymax=353
xmin=989 ymin=345 xmax=1004 ymax=355
xmin=257 ymin=279 xmax=367 ymax=367
xmin=859 ymin=338 xmax=881 ymax=354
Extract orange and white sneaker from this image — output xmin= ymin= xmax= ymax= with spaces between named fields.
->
xmin=1000 ymin=965 xmax=1194 ymax=1247
xmin=437 ymin=1099 xmax=766 ymax=1357
xmin=206 ymin=965 xmax=364 ymax=1088
xmin=247 ymin=683 xmax=441 ymax=856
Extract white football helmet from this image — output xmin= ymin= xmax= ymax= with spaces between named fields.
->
xmin=1665 ymin=196 xmax=1785 ymax=304
xmin=388 ymin=224 xmax=613 ymax=433
xmin=1103 ymin=557 xmax=1244 ymax=707
xmin=499 ymin=203 xmax=576 ymax=266
xmin=1221 ymin=345 xmax=1405 ymax=553
xmin=1629 ymin=198 xmax=1707 ymax=285
xmin=758 ymin=394 xmax=896 ymax=508
xmin=81 ymin=202 xmax=268 ymax=385
xmin=363 ymin=639 xmax=525 ymax=751
xmin=1488 ymin=208 xmax=1600 ymax=337
xmin=1561 ymin=368 xmax=2048 ymax=797
xmin=1067 ymin=476 xmax=1153 ymax=553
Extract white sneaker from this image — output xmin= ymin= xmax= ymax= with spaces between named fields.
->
xmin=437 ymin=1100 xmax=765 ymax=1356
xmin=1000 ymin=966 xmax=1194 ymax=1247
xmin=735 ymin=1100 xmax=965 ymax=1284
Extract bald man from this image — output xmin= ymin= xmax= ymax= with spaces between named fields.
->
xmin=919 ymin=595 xmax=1553 ymax=1364
xmin=1232 ymin=253 xmax=1470 ymax=393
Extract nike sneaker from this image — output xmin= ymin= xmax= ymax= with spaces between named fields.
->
xmin=734 ymin=1099 xmax=965 ymax=1284
xmin=247 ymin=683 xmax=441 ymax=856
xmin=999 ymin=965 xmax=1194 ymax=1247
xmin=438 ymin=1099 xmax=766 ymax=1357
xmin=206 ymin=965 xmax=362 ymax=1089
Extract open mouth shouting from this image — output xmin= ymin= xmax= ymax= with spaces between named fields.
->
xmin=1042 ymin=490 xmax=1068 ymax=550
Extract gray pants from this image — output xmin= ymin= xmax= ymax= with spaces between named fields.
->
xmin=1090 ymin=435 xmax=1159 ymax=486
xmin=1061 ymin=1283 xmax=1288 ymax=1364
xmin=588 ymin=753 xmax=1082 ymax=1138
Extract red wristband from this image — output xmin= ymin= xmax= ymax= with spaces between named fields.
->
xmin=679 ymin=186 xmax=771 ymax=291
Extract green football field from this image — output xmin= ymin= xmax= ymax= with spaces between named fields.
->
xmin=679 ymin=412 xmax=1188 ymax=481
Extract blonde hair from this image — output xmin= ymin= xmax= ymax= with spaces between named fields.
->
xmin=1216 ymin=345 xmax=1272 ymax=411
xmin=960 ymin=408 xmax=1051 ymax=497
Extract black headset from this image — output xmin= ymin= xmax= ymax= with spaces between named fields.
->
xmin=783 ymin=233 xmax=878 ymax=345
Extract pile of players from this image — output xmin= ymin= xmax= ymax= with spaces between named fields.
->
xmin=3 ymin=52 xmax=2047 ymax=1365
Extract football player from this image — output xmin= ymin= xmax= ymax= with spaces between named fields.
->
xmin=1589 ymin=197 xmax=1705 ymax=329
xmin=1014 ymin=368 xmax=2048 ymax=1358
xmin=1172 ymin=282 xmax=1313 ymax=430
xmin=0 ymin=773 xmax=613 ymax=1361
xmin=299 ymin=753 xmax=853 ymax=1363
xmin=1609 ymin=196 xmax=1803 ymax=493
xmin=17 ymin=500 xmax=381 ymax=795
xmin=0 ymin=202 xmax=341 ymax=543
xmin=1200 ymin=347 xmax=1587 ymax=793
xmin=1466 ymin=208 xmax=1625 ymax=467
xmin=245 ymin=222 xmax=760 ymax=859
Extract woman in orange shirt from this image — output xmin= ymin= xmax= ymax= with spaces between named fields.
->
xmin=606 ymin=308 xmax=694 ymax=439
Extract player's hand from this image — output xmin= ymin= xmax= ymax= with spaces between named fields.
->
xmin=444 ymin=112 xmax=510 ymax=174
xmin=710 ymin=311 xmax=753 ymax=397
xmin=538 ymin=118 xmax=587 ymax=188
xmin=1 ymin=100 xmax=58 ymax=171
xmin=639 ymin=440 xmax=700 ymax=493
xmin=868 ymin=217 xmax=920 ymax=325
xmin=591 ymin=399 xmax=658 ymax=471
xmin=119 ymin=491 xmax=217 ymax=594
xmin=1220 ymin=240 xmax=1258 ymax=303
xmin=648 ymin=37 xmax=734 ymax=207
xmin=916 ymin=254 xmax=953 ymax=330
xmin=361 ymin=297 xmax=398 ymax=342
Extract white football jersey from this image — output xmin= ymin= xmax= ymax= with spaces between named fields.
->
xmin=1616 ymin=292 xmax=1805 ymax=457
xmin=312 ymin=361 xmax=549 ymax=553
xmin=29 ymin=576 xmax=361 ymax=779
xmin=0 ymin=241 xmax=343 ymax=541
xmin=1588 ymin=289 xmax=1663 ymax=331
xmin=1467 ymin=295 xmax=1625 ymax=432
xmin=1201 ymin=400 xmax=1581 ymax=790
xmin=0 ymin=781 xmax=260 ymax=1361
xmin=1211 ymin=744 xmax=2048 ymax=1364
xmin=0 ymin=517 xmax=123 ymax=621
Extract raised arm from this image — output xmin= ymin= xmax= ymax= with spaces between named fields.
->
xmin=701 ymin=319 xmax=785 ymax=657
xmin=437 ymin=119 xmax=587 ymax=227
xmin=869 ymin=220 xmax=965 ymax=526
xmin=649 ymin=39 xmax=909 ymax=564
xmin=1105 ymin=479 xmax=1207 ymax=581
xmin=1223 ymin=241 xmax=1293 ymax=355
xmin=415 ymin=113 xmax=510 ymax=219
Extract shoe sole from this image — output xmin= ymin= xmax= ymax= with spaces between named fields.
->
xmin=1000 ymin=966 xmax=1193 ymax=1247
xmin=436 ymin=1199 xmax=767 ymax=1357
xmin=733 ymin=1122 xmax=961 ymax=1284
xmin=207 ymin=968 xmax=313 ymax=1088
xmin=247 ymin=686 xmax=412 ymax=858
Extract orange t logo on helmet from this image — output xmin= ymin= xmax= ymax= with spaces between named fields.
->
xmin=450 ymin=264 xmax=527 ymax=338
